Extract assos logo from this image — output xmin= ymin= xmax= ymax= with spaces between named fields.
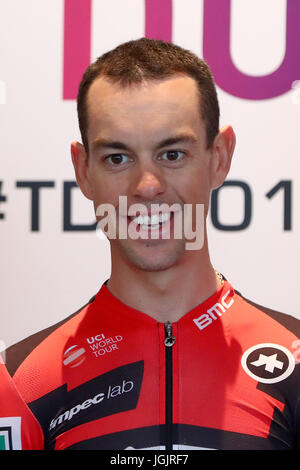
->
xmin=241 ymin=343 xmax=296 ymax=384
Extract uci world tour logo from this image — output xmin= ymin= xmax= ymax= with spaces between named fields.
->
xmin=241 ymin=343 xmax=296 ymax=384
xmin=0 ymin=417 xmax=22 ymax=450
xmin=63 ymin=345 xmax=86 ymax=368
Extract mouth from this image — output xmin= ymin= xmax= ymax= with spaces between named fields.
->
xmin=128 ymin=212 xmax=172 ymax=231
xmin=125 ymin=211 xmax=177 ymax=240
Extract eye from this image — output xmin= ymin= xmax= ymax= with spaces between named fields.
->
xmin=160 ymin=150 xmax=184 ymax=162
xmin=105 ymin=154 xmax=130 ymax=165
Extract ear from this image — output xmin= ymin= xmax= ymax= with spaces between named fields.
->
xmin=70 ymin=141 xmax=94 ymax=200
xmin=209 ymin=125 xmax=236 ymax=189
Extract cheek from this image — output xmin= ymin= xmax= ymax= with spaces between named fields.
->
xmin=87 ymin=168 xmax=114 ymax=202
xmin=177 ymin=172 xmax=211 ymax=204
xmin=89 ymin=178 xmax=124 ymax=213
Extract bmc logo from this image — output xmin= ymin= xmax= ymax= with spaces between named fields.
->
xmin=63 ymin=0 xmax=300 ymax=100
xmin=193 ymin=289 xmax=234 ymax=331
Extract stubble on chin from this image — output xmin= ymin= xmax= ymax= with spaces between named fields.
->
xmin=113 ymin=238 xmax=186 ymax=272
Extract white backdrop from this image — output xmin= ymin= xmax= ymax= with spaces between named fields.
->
xmin=1 ymin=0 xmax=299 ymax=349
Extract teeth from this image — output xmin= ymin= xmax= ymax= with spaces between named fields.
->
xmin=131 ymin=212 xmax=171 ymax=227
xmin=159 ymin=213 xmax=171 ymax=223
xmin=141 ymin=223 xmax=160 ymax=231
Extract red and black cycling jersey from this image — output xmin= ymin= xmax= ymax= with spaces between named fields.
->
xmin=6 ymin=279 xmax=300 ymax=450
xmin=0 ymin=355 xmax=43 ymax=449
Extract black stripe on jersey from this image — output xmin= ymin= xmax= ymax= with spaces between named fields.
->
xmin=235 ymin=292 xmax=300 ymax=337
xmin=66 ymin=425 xmax=163 ymax=450
xmin=5 ymin=294 xmax=96 ymax=377
xmin=176 ymin=423 xmax=291 ymax=450
xmin=64 ymin=423 xmax=291 ymax=450
xmin=27 ymin=361 xmax=144 ymax=450
xmin=257 ymin=363 xmax=300 ymax=449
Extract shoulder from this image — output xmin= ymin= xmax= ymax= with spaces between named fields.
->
xmin=0 ymin=358 xmax=44 ymax=449
xmin=234 ymin=289 xmax=300 ymax=338
xmin=6 ymin=295 xmax=96 ymax=378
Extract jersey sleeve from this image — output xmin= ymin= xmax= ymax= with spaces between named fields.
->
xmin=0 ymin=355 xmax=44 ymax=450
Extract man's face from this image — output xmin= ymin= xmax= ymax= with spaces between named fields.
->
xmin=73 ymin=75 xmax=233 ymax=271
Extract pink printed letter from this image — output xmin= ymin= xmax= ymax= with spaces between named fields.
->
xmin=63 ymin=0 xmax=91 ymax=100
xmin=203 ymin=0 xmax=300 ymax=99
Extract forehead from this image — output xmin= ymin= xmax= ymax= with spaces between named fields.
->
xmin=86 ymin=75 xmax=204 ymax=144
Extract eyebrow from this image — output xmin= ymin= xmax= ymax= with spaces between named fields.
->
xmin=155 ymin=134 xmax=198 ymax=149
xmin=91 ymin=133 xmax=198 ymax=152
xmin=91 ymin=139 xmax=130 ymax=152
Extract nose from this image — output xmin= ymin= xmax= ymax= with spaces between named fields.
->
xmin=132 ymin=167 xmax=166 ymax=201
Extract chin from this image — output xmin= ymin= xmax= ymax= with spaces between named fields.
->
xmin=119 ymin=239 xmax=186 ymax=272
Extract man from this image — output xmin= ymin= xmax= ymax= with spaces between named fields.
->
xmin=0 ymin=355 xmax=43 ymax=449
xmin=6 ymin=38 xmax=300 ymax=450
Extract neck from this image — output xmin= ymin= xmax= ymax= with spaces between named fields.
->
xmin=107 ymin=248 xmax=222 ymax=323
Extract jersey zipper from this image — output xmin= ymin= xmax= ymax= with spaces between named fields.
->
xmin=164 ymin=321 xmax=176 ymax=450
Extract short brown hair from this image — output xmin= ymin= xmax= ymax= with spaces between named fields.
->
xmin=77 ymin=37 xmax=220 ymax=153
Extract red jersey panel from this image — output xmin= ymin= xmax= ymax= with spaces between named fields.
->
xmin=6 ymin=280 xmax=300 ymax=450
xmin=0 ymin=356 xmax=43 ymax=449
